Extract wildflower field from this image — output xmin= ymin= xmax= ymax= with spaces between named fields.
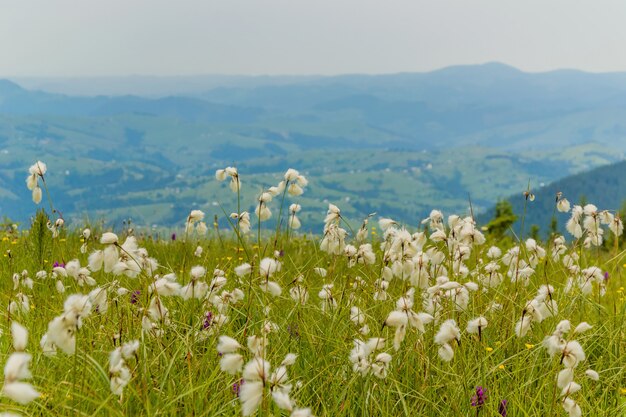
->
xmin=1 ymin=161 xmax=626 ymax=416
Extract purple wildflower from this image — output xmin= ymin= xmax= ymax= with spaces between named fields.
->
xmin=604 ymin=271 xmax=609 ymax=282
xmin=498 ymin=399 xmax=508 ymax=416
xmin=171 ymin=233 xmax=176 ymax=241
xmin=53 ymin=261 xmax=65 ymax=268
xmin=232 ymin=379 xmax=244 ymax=397
xmin=202 ymin=312 xmax=214 ymax=330
xmin=471 ymin=386 xmax=486 ymax=407
xmin=130 ymin=290 xmax=141 ymax=304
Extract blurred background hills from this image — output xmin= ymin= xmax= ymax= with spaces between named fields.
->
xmin=2 ymin=62 xmax=626 ymax=231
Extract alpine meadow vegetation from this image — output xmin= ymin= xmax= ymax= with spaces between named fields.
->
xmin=0 ymin=160 xmax=625 ymax=416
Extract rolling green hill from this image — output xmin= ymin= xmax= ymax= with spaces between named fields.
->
xmin=2 ymin=63 xmax=626 ymax=230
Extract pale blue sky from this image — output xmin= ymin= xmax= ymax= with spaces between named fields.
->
xmin=2 ymin=0 xmax=626 ymax=76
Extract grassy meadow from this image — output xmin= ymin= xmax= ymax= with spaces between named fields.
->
xmin=1 ymin=162 xmax=625 ymax=416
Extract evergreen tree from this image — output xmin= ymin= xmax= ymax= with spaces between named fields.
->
xmin=486 ymin=200 xmax=518 ymax=241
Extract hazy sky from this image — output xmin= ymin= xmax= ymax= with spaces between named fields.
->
xmin=2 ymin=0 xmax=626 ymax=76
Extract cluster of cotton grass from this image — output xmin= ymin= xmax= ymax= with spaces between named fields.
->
xmin=216 ymin=335 xmax=312 ymax=416
xmin=2 ymin=322 xmax=40 ymax=404
xmin=313 ymin=193 xmax=619 ymax=416
xmin=543 ymin=320 xmax=597 ymax=417
xmin=3 ymin=160 xmax=622 ymax=416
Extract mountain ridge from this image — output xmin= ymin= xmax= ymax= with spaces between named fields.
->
xmin=1 ymin=63 xmax=626 ymax=229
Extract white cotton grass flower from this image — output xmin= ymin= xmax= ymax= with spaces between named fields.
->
xmin=230 ymin=211 xmax=251 ymax=234
xmin=217 ymin=336 xmax=241 ymax=354
xmin=42 ymin=293 xmax=93 ymax=355
xmin=2 ymin=323 xmax=40 ymax=405
xmin=349 ymin=337 xmax=388 ymax=378
xmin=324 ymin=203 xmax=341 ymax=225
xmin=318 ymin=284 xmax=337 ymax=311
xmin=180 ymin=281 xmax=209 ymax=300
xmin=190 ymin=265 xmax=206 ymax=279
xmin=239 ymin=357 xmax=271 ymax=416
xmin=561 ymin=381 xmax=582 ymax=397
xmin=31 ymin=187 xmax=43 ymax=204
xmin=8 ymin=293 xmax=30 ymax=316
xmin=220 ymin=353 xmax=244 ymax=375
xmin=350 ymin=306 xmax=365 ymax=326
xmin=109 ymin=340 xmax=139 ymax=396
xmin=235 ymin=263 xmax=252 ymax=277
xmin=178 ymin=266 xmax=209 ymax=299
xmin=284 ymin=168 xmax=300 ymax=182
xmin=64 ymin=259 xmax=97 ymax=287
xmin=196 ymin=221 xmax=208 ymax=235
xmin=562 ymin=398 xmax=581 ymax=417
xmin=260 ymin=281 xmax=282 ymax=297
xmin=88 ymin=287 xmax=108 ymax=314
xmin=514 ymin=295 xmax=552 ymax=338
xmin=290 ymin=285 xmax=309 ymax=304
xmin=28 ymin=161 xmax=47 ymax=177
xmin=10 ymin=322 xmax=28 ymax=352
xmin=566 ymin=205 xmax=584 ymax=238
xmin=434 ymin=319 xmax=461 ymax=346
xmin=291 ymin=408 xmax=315 ymax=417
xmin=259 ymin=258 xmax=281 ymax=277
xmin=2 ymin=381 xmax=41 ymax=405
xmin=267 ymin=182 xmax=285 ymax=197
xmin=289 ymin=204 xmax=302 ymax=230
xmin=188 ymin=209 xmax=205 ymax=223
xmin=421 ymin=209 xmax=444 ymax=230
xmin=287 ymin=182 xmax=304 ymax=196
xmin=100 ymin=232 xmax=119 ymax=245
xmin=320 ymin=223 xmax=347 ymax=255
xmin=217 ymin=335 xmax=244 ymax=374
xmin=186 ymin=210 xmax=207 ymax=234
xmin=2 ymin=353 xmax=40 ymax=404
xmin=373 ymin=278 xmax=390 ymax=301
xmin=256 ymin=201 xmax=272 ymax=221
xmin=384 ymin=288 xmax=433 ymax=350
xmin=26 ymin=161 xmax=46 ymax=205
xmin=371 ymin=352 xmax=392 ymax=379
xmin=486 ymin=246 xmax=502 ymax=259
xmin=216 ymin=166 xmax=241 ymax=193
xmin=280 ymin=354 xmax=298 ymax=367
xmin=313 ymin=267 xmax=327 ymax=277
xmin=609 ymin=215 xmax=624 ymax=236
xmin=573 ymin=322 xmax=593 ymax=334
xmin=284 ymin=168 xmax=308 ymax=196
xmin=45 ymin=217 xmax=65 ymax=238
xmin=239 ymin=380 xmax=264 ymax=416
xmin=434 ymin=320 xmax=460 ymax=362
xmin=585 ymin=369 xmax=599 ymax=381
xmin=557 ymin=197 xmax=571 ymax=213
xmin=466 ymin=317 xmax=488 ymax=338
xmin=378 ymin=218 xmax=397 ymax=231
xmin=557 ymin=368 xmax=575 ymax=390
xmin=429 ymin=229 xmax=447 ymax=242
xmin=561 ymin=340 xmax=586 ymax=368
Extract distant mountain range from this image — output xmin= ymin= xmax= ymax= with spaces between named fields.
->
xmin=1 ymin=62 xmax=626 ymax=231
